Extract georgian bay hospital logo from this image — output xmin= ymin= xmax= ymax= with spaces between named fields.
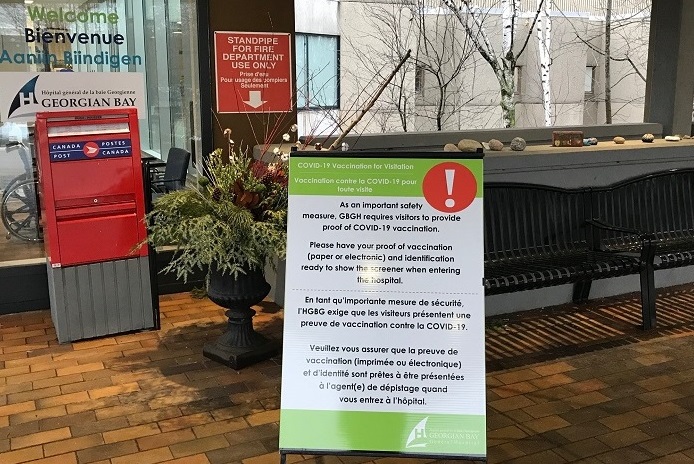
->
xmin=405 ymin=417 xmax=429 ymax=449
xmin=405 ymin=417 xmax=482 ymax=450
xmin=8 ymin=75 xmax=40 ymax=120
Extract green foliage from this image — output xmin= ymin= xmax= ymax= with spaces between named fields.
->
xmin=146 ymin=147 xmax=288 ymax=283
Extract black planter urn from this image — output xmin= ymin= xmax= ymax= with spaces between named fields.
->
xmin=202 ymin=266 xmax=281 ymax=369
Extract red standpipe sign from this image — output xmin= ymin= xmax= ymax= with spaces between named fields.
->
xmin=214 ymin=31 xmax=292 ymax=113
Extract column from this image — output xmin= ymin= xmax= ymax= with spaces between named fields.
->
xmin=644 ymin=0 xmax=694 ymax=136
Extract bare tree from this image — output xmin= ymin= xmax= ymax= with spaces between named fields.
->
xmin=442 ymin=0 xmax=547 ymax=127
xmin=342 ymin=1 xmax=477 ymax=132
xmin=413 ymin=3 xmax=479 ymax=130
xmin=560 ymin=0 xmax=650 ymax=124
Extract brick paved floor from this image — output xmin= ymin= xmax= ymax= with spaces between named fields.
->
xmin=2 ymin=284 xmax=694 ymax=463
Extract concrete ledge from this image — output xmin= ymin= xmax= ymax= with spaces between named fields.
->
xmin=485 ymin=139 xmax=694 ymax=187
xmin=324 ymin=123 xmax=664 ymax=151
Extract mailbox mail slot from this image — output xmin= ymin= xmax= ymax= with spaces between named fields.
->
xmin=35 ymin=109 xmax=147 ymax=268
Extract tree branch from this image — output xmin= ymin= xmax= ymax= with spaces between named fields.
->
xmin=442 ymin=0 xmax=500 ymax=72
xmin=328 ymin=50 xmax=412 ymax=150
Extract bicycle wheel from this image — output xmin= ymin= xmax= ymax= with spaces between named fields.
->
xmin=1 ymin=179 xmax=42 ymax=242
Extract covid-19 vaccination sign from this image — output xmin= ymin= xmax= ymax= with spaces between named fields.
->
xmin=279 ymin=153 xmax=486 ymax=459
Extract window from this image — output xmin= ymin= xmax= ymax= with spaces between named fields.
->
xmin=0 ymin=0 xmax=200 ymax=264
xmin=295 ymin=34 xmax=339 ymax=109
xmin=139 ymin=0 xmax=200 ymax=157
xmin=514 ymin=66 xmax=523 ymax=97
xmin=585 ymin=66 xmax=596 ymax=95
xmin=415 ymin=65 xmax=425 ymax=94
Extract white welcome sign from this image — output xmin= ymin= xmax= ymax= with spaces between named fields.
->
xmin=0 ymin=72 xmax=147 ymax=122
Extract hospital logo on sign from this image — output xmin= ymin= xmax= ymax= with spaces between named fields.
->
xmin=405 ymin=417 xmax=429 ymax=449
xmin=8 ymin=75 xmax=39 ymax=119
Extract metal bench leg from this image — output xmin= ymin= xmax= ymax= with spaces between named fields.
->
xmin=639 ymin=261 xmax=657 ymax=330
xmin=572 ymin=280 xmax=592 ymax=303
xmin=638 ymin=238 xmax=657 ymax=330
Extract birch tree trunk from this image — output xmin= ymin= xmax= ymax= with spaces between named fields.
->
xmin=501 ymin=0 xmax=514 ymax=58
xmin=499 ymin=72 xmax=516 ymax=128
xmin=499 ymin=0 xmax=518 ymax=127
xmin=536 ymin=0 xmax=552 ymax=126
xmin=604 ymin=0 xmax=612 ymax=124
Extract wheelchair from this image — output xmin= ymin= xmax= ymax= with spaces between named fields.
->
xmin=1 ymin=139 xmax=42 ymax=242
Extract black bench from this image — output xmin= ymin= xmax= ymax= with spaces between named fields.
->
xmin=589 ymin=168 xmax=694 ymax=328
xmin=484 ymin=182 xmax=655 ymax=329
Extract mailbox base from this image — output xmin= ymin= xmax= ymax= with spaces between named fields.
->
xmin=203 ymin=336 xmax=281 ymax=370
xmin=47 ymin=257 xmax=156 ymax=343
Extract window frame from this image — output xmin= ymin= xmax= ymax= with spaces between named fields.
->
xmin=295 ymin=32 xmax=340 ymax=111
xmin=414 ymin=64 xmax=425 ymax=94
xmin=513 ymin=65 xmax=523 ymax=101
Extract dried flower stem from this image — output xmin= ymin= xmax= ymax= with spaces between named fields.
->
xmin=222 ymin=128 xmax=233 ymax=164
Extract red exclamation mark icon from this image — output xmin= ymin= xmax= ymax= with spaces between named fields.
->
xmin=422 ymin=162 xmax=477 ymax=213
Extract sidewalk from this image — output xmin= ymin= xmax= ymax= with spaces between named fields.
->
xmin=1 ymin=284 xmax=694 ymax=463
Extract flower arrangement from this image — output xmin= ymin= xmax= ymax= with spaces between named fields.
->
xmin=145 ymin=128 xmax=291 ymax=282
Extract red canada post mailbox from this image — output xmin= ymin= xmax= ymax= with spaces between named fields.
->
xmin=35 ymin=108 xmax=156 ymax=343
xmin=35 ymin=108 xmax=147 ymax=267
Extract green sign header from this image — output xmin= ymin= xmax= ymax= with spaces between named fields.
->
xmin=290 ymin=157 xmax=483 ymax=198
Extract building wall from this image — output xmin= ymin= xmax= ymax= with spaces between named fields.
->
xmin=308 ymin=0 xmax=651 ymax=135
xmin=296 ymin=0 xmax=339 ymax=35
